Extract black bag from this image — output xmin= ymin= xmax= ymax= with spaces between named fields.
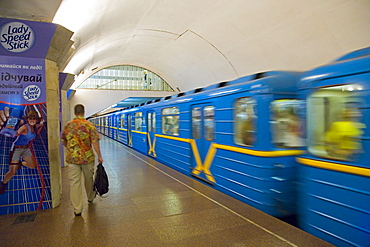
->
xmin=94 ymin=163 xmax=109 ymax=196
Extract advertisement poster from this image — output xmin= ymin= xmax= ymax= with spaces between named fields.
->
xmin=0 ymin=18 xmax=57 ymax=58
xmin=0 ymin=55 xmax=51 ymax=215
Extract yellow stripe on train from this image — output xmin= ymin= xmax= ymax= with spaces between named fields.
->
xmin=155 ymin=134 xmax=304 ymax=183
xmin=297 ymin=157 xmax=370 ymax=177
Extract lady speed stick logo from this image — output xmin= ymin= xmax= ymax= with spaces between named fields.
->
xmin=23 ymin=85 xmax=41 ymax=101
xmin=0 ymin=22 xmax=35 ymax=53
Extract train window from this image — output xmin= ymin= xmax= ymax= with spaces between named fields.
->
xmin=271 ymin=100 xmax=305 ymax=148
xmin=120 ymin=114 xmax=125 ymax=128
xmin=148 ymin=113 xmax=152 ymax=131
xmin=162 ymin=107 xmax=179 ymax=135
xmin=204 ymin=106 xmax=215 ymax=141
xmin=148 ymin=112 xmax=156 ymax=132
xmin=192 ymin=107 xmax=201 ymax=139
xmin=234 ymin=97 xmax=256 ymax=146
xmin=153 ymin=112 xmax=156 ymax=132
xmin=307 ymin=84 xmax=365 ymax=161
xmin=134 ymin=112 xmax=143 ymax=131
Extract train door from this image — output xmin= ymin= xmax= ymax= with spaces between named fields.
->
xmin=115 ymin=114 xmax=120 ymax=140
xmin=108 ymin=116 xmax=112 ymax=138
xmin=190 ymin=104 xmax=215 ymax=183
xmin=146 ymin=111 xmax=156 ymax=157
xmin=104 ymin=117 xmax=108 ymax=136
xmin=118 ymin=113 xmax=125 ymax=143
xmin=127 ymin=114 xmax=133 ymax=147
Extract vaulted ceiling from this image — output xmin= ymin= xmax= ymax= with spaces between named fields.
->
xmin=1 ymin=0 xmax=370 ymax=93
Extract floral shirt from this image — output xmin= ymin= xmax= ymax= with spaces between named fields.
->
xmin=61 ymin=116 xmax=100 ymax=164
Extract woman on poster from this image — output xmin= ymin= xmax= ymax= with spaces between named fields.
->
xmin=0 ymin=110 xmax=44 ymax=194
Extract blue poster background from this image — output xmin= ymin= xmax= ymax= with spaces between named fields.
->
xmin=0 ymin=56 xmax=46 ymax=105
xmin=0 ymin=52 xmax=51 ymax=214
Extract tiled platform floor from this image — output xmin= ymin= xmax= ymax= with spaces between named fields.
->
xmin=0 ymin=136 xmax=333 ymax=246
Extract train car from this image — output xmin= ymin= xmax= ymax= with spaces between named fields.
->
xmin=297 ymin=47 xmax=370 ymax=246
xmin=94 ymin=71 xmax=305 ymax=218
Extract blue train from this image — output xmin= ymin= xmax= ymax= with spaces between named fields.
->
xmin=90 ymin=47 xmax=370 ymax=247
xmin=297 ymin=47 xmax=370 ymax=247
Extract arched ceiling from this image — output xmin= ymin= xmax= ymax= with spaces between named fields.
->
xmin=1 ymin=0 xmax=370 ymax=93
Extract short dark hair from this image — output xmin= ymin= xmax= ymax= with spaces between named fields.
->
xmin=74 ymin=104 xmax=85 ymax=115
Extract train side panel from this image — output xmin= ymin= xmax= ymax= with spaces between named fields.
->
xmin=209 ymin=90 xmax=301 ymax=217
xmin=151 ymin=73 xmax=302 ymax=217
xmin=297 ymin=48 xmax=370 ymax=247
xmin=91 ymin=71 xmax=303 ymax=219
xmin=155 ymin=136 xmax=192 ymax=174
xmin=298 ymin=164 xmax=370 ymax=247
xmin=152 ymin=100 xmax=194 ymax=175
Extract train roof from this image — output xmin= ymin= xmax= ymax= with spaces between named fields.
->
xmin=93 ymin=70 xmax=302 ymax=118
xmin=334 ymin=47 xmax=370 ymax=62
xmin=300 ymin=47 xmax=370 ymax=88
xmin=141 ymin=71 xmax=301 ymax=108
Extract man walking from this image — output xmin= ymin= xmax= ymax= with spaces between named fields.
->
xmin=61 ymin=104 xmax=103 ymax=216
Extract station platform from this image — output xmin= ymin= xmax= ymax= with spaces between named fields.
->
xmin=0 ymin=136 xmax=333 ymax=246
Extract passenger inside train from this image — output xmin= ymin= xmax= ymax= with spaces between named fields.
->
xmin=325 ymin=108 xmax=365 ymax=160
xmin=307 ymin=84 xmax=366 ymax=161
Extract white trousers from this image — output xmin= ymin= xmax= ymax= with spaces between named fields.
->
xmin=68 ymin=161 xmax=95 ymax=214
